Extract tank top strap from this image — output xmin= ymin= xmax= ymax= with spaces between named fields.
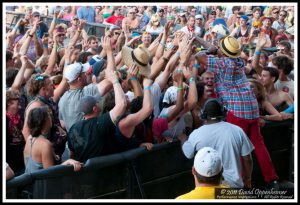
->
xmin=30 ymin=137 xmax=37 ymax=157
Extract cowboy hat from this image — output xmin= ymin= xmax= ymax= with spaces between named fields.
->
xmin=121 ymin=45 xmax=151 ymax=77
xmin=218 ymin=36 xmax=241 ymax=58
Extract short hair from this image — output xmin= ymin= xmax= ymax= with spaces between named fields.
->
xmin=253 ymin=7 xmax=262 ymax=14
xmin=216 ymin=6 xmax=223 ymax=11
xmin=77 ymin=51 xmax=93 ymax=64
xmin=260 ymin=51 xmax=269 ymax=61
xmin=272 ymin=56 xmax=294 ymax=75
xmin=195 ymin=167 xmax=223 ymax=185
xmin=263 ymin=67 xmax=279 ymax=83
xmin=87 ymin=35 xmax=97 ymax=43
xmin=232 ymin=6 xmax=241 ymax=13
xmin=277 ymin=40 xmax=291 ymax=51
xmin=28 ymin=106 xmax=51 ymax=137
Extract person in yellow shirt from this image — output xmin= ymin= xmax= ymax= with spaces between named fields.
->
xmin=176 ymin=147 xmax=226 ymax=199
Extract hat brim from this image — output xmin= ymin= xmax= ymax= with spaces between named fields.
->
xmin=121 ymin=46 xmax=151 ymax=77
xmin=218 ymin=37 xmax=241 ymax=58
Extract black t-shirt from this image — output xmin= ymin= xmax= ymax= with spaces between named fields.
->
xmin=67 ymin=112 xmax=116 ymax=162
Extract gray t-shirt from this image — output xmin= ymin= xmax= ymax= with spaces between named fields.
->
xmin=182 ymin=121 xmax=254 ymax=188
xmin=59 ymin=84 xmax=102 ymax=132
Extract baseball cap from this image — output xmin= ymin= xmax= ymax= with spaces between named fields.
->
xmin=78 ymin=96 xmax=98 ymax=115
xmin=72 ymin=15 xmax=79 ymax=20
xmin=89 ymin=55 xmax=102 ymax=66
xmin=167 ymin=15 xmax=175 ymax=20
xmin=32 ymin=11 xmax=40 ymax=17
xmin=195 ymin=14 xmax=204 ymax=20
xmin=163 ymin=86 xmax=178 ymax=104
xmin=64 ymin=62 xmax=90 ymax=83
xmin=194 ymin=147 xmax=223 ymax=177
xmin=92 ymin=60 xmax=106 ymax=76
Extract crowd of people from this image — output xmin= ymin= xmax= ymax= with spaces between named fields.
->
xmin=5 ymin=4 xmax=295 ymax=199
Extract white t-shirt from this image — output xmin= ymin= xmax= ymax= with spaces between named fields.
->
xmin=275 ymin=79 xmax=294 ymax=99
xmin=151 ymin=82 xmax=162 ymax=119
xmin=180 ymin=26 xmax=202 ymax=36
xmin=182 ymin=121 xmax=254 ymax=188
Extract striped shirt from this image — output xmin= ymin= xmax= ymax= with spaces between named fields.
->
xmin=204 ymin=56 xmax=259 ymax=119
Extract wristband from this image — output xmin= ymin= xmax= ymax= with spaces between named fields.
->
xmin=28 ymin=34 xmax=33 ymax=38
xmin=189 ymin=77 xmax=195 ymax=84
xmin=162 ymin=57 xmax=169 ymax=62
xmin=250 ymin=47 xmax=255 ymax=50
xmin=254 ymin=51 xmax=261 ymax=56
xmin=177 ymin=86 xmax=183 ymax=91
xmin=176 ymin=51 xmax=180 ymax=57
xmin=13 ymin=25 xmax=19 ymax=31
xmin=43 ymin=44 xmax=48 ymax=49
xmin=194 ymin=63 xmax=199 ymax=69
xmin=159 ymin=42 xmax=165 ymax=47
xmin=130 ymin=77 xmax=137 ymax=81
xmin=144 ymin=86 xmax=152 ymax=91
xmin=113 ymin=80 xmax=120 ymax=84
xmin=54 ymin=19 xmax=58 ymax=24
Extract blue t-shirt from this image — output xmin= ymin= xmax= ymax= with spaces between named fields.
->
xmin=77 ymin=6 xmax=96 ymax=23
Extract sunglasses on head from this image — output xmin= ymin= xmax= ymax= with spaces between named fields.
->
xmin=35 ymin=74 xmax=45 ymax=81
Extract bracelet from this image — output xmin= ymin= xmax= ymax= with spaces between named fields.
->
xmin=194 ymin=63 xmax=199 ymax=69
xmin=254 ymin=51 xmax=261 ymax=56
xmin=250 ymin=47 xmax=255 ymax=50
xmin=43 ymin=44 xmax=48 ymax=49
xmin=188 ymin=77 xmax=195 ymax=84
xmin=159 ymin=42 xmax=165 ymax=47
xmin=144 ymin=86 xmax=152 ymax=91
xmin=177 ymin=86 xmax=184 ymax=91
xmin=130 ymin=77 xmax=137 ymax=81
xmin=113 ymin=80 xmax=120 ymax=84
xmin=28 ymin=34 xmax=33 ymax=38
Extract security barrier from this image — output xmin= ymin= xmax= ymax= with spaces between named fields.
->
xmin=6 ymin=119 xmax=294 ymax=199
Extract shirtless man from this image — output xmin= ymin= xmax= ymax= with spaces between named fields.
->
xmin=261 ymin=66 xmax=293 ymax=112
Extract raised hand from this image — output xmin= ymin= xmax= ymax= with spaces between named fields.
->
xmin=127 ymin=64 xmax=139 ymax=79
xmin=78 ymin=19 xmax=87 ymax=30
xmin=143 ymin=77 xmax=153 ymax=88
xmin=182 ymin=66 xmax=193 ymax=82
xmin=101 ymin=36 xmax=112 ymax=52
xmin=105 ymin=68 xmax=119 ymax=84
xmin=20 ymin=55 xmax=29 ymax=66
xmin=172 ymin=68 xmax=183 ymax=84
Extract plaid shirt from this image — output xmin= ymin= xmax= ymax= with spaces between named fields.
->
xmin=204 ymin=56 xmax=259 ymax=119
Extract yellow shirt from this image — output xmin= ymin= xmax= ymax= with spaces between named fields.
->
xmin=176 ymin=185 xmax=226 ymax=199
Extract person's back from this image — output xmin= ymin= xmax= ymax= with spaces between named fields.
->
xmin=68 ymin=112 xmax=116 ymax=162
xmin=184 ymin=121 xmax=253 ymax=187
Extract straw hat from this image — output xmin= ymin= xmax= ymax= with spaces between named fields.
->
xmin=218 ymin=36 xmax=241 ymax=58
xmin=151 ymin=14 xmax=160 ymax=26
xmin=121 ymin=45 xmax=151 ymax=77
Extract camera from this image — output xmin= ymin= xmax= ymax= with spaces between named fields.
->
xmin=253 ymin=29 xmax=260 ymax=37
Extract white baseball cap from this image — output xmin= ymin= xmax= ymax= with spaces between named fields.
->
xmin=194 ymin=147 xmax=223 ymax=177
xmin=163 ymin=86 xmax=178 ymax=104
xmin=195 ymin=14 xmax=204 ymax=20
xmin=64 ymin=62 xmax=90 ymax=83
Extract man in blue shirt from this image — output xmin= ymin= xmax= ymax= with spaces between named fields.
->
xmin=77 ymin=6 xmax=96 ymax=23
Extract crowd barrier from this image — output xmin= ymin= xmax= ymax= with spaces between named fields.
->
xmin=6 ymin=119 xmax=294 ymax=199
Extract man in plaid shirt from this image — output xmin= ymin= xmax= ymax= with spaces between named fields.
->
xmin=195 ymin=36 xmax=279 ymax=189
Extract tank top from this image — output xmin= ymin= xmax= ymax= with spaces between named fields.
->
xmin=103 ymin=13 xmax=112 ymax=19
xmin=25 ymin=137 xmax=43 ymax=173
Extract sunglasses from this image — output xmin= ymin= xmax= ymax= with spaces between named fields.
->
xmin=237 ymin=16 xmax=241 ymax=18
xmin=114 ymin=32 xmax=121 ymax=35
xmin=128 ymin=12 xmax=136 ymax=14
xmin=279 ymin=14 xmax=286 ymax=17
xmin=58 ymin=34 xmax=65 ymax=37
xmin=35 ymin=74 xmax=45 ymax=81
xmin=277 ymin=48 xmax=286 ymax=52
xmin=273 ymin=11 xmax=279 ymax=14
